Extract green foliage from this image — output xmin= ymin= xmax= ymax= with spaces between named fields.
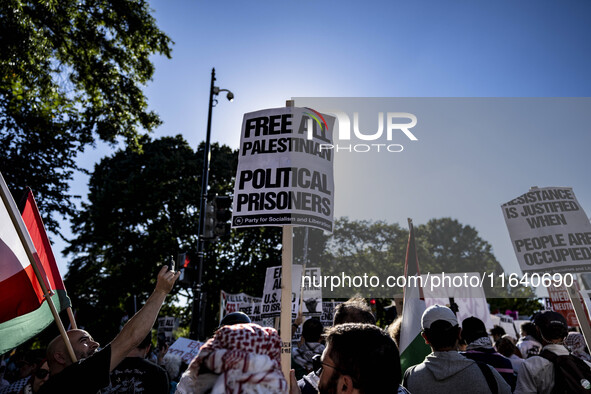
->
xmin=63 ymin=137 xmax=282 ymax=342
xmin=65 ymin=136 xmax=204 ymax=342
xmin=0 ymin=0 xmax=172 ymax=232
xmin=322 ymin=217 xmax=533 ymax=300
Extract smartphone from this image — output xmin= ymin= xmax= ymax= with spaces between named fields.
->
xmin=166 ymin=258 xmax=175 ymax=272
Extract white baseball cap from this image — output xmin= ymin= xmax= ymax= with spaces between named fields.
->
xmin=421 ymin=304 xmax=458 ymax=329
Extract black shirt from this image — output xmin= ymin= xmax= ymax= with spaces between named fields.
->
xmin=103 ymin=357 xmax=169 ymax=394
xmin=39 ymin=345 xmax=112 ymax=394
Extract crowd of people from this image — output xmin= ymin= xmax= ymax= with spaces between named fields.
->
xmin=2 ymin=267 xmax=591 ymax=393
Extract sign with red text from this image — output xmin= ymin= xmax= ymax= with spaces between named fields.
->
xmin=548 ymin=284 xmax=579 ymax=327
xmin=167 ymin=337 xmax=204 ymax=363
xmin=219 ymin=291 xmax=262 ymax=325
xmin=502 ymin=187 xmax=591 ymax=274
xmin=232 ymin=107 xmax=335 ymax=232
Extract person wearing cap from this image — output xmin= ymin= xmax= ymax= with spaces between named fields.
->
xmin=516 ymin=322 xmax=543 ymax=359
xmin=402 ymin=305 xmax=510 ymax=394
xmin=514 ymin=310 xmax=591 ymax=394
xmin=461 ymin=316 xmax=516 ymax=390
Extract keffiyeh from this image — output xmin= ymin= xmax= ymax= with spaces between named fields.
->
xmin=177 ymin=323 xmax=287 ymax=394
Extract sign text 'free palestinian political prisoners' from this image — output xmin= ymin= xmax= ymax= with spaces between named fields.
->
xmin=232 ymin=107 xmax=335 ymax=232
xmin=261 ymin=265 xmax=303 ymax=318
xmin=502 ymin=187 xmax=591 ymax=274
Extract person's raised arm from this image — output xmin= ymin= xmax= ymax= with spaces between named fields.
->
xmin=109 ymin=266 xmax=180 ymax=371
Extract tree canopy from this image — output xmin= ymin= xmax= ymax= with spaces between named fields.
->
xmin=63 ymin=136 xmax=283 ymax=341
xmin=0 ymin=0 xmax=172 ymax=232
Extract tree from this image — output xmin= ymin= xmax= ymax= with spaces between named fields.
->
xmin=0 ymin=0 xmax=172 ymax=233
xmin=321 ymin=217 xmax=536 ymax=301
xmin=64 ymin=137 xmax=284 ymax=341
xmin=65 ymin=136 xmax=207 ymax=341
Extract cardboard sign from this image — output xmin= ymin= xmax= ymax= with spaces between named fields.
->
xmin=261 ymin=265 xmax=303 ymax=318
xmin=166 ymin=337 xmax=204 ymax=363
xmin=157 ymin=316 xmax=176 ymax=345
xmin=548 ymin=284 xmax=580 ymax=327
xmin=502 ymin=187 xmax=591 ymax=274
xmin=219 ymin=291 xmax=262 ymax=325
xmin=232 ymin=107 xmax=335 ymax=232
xmin=301 ymin=267 xmax=323 ymax=316
xmin=320 ymin=301 xmax=342 ymax=327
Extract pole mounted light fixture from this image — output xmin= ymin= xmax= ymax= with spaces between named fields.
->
xmin=190 ymin=68 xmax=234 ymax=340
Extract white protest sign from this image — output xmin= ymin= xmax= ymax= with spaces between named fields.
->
xmin=166 ymin=337 xmax=204 ymax=363
xmin=301 ymin=267 xmax=323 ymax=315
xmin=502 ymin=187 xmax=591 ymax=274
xmin=219 ymin=291 xmax=262 ymax=325
xmin=261 ymin=265 xmax=303 ymax=318
xmin=157 ymin=316 xmax=176 ymax=345
xmin=232 ymin=107 xmax=335 ymax=232
xmin=422 ymin=272 xmax=493 ymax=328
xmin=320 ymin=301 xmax=342 ymax=327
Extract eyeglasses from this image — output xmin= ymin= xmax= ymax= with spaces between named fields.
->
xmin=312 ymin=355 xmax=359 ymax=388
xmin=35 ymin=369 xmax=49 ymax=379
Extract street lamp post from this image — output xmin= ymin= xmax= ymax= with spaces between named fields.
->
xmin=190 ymin=68 xmax=233 ymax=340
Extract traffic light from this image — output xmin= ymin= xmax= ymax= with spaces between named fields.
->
xmin=203 ymin=200 xmax=215 ymax=240
xmin=214 ymin=195 xmax=232 ymax=239
xmin=177 ymin=252 xmax=194 ymax=288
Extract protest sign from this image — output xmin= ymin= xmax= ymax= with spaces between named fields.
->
xmin=422 ymin=272 xmax=494 ymax=328
xmin=301 ymin=267 xmax=322 ymax=316
xmin=320 ymin=301 xmax=342 ymax=327
xmin=548 ymin=284 xmax=579 ymax=327
xmin=219 ymin=291 xmax=262 ymax=324
xmin=157 ymin=316 xmax=176 ymax=345
xmin=167 ymin=337 xmax=204 ymax=363
xmin=502 ymin=187 xmax=591 ymax=274
xmin=261 ymin=265 xmax=303 ymax=318
xmin=232 ymin=107 xmax=335 ymax=232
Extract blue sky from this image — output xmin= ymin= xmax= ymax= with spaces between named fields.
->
xmin=58 ymin=0 xmax=591 ymax=288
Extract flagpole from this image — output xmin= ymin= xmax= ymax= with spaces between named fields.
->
xmin=0 ymin=174 xmax=77 ymax=363
xmin=67 ymin=308 xmax=77 ymax=330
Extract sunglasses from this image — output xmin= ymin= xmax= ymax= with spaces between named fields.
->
xmin=35 ymin=369 xmax=49 ymax=379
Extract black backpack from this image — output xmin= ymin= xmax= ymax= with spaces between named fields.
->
xmin=540 ymin=349 xmax=591 ymax=393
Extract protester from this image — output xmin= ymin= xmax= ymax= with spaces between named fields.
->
xmin=160 ymin=354 xmax=182 ymax=394
xmin=515 ymin=311 xmax=591 ymax=393
xmin=495 ymin=336 xmax=525 ymax=374
xmin=218 ymin=311 xmax=251 ymax=327
xmin=565 ymin=332 xmax=591 ymax=362
xmin=292 ymin=318 xmax=325 ymax=377
xmin=516 ymin=322 xmax=542 ymax=358
xmin=298 ymin=296 xmax=376 ymax=394
xmin=40 ymin=266 xmax=180 ymax=394
xmin=175 ymin=323 xmax=287 ymax=393
xmin=403 ymin=305 xmax=510 ymax=394
xmin=387 ymin=316 xmax=403 ymax=348
xmin=103 ymin=332 xmax=169 ymax=393
xmin=461 ymin=316 xmax=516 ymax=390
xmin=490 ymin=325 xmax=506 ymax=343
xmin=0 ymin=361 xmax=49 ymax=394
xmin=315 ymin=323 xmax=409 ymax=394
xmin=332 ymin=296 xmax=376 ymax=326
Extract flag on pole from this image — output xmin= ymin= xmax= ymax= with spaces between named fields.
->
xmin=399 ymin=219 xmax=431 ymax=374
xmin=0 ymin=176 xmax=71 ymax=354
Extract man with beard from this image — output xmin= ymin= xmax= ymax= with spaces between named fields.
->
xmin=40 ymin=266 xmax=180 ymax=394
xmin=315 ymin=323 xmax=409 ymax=394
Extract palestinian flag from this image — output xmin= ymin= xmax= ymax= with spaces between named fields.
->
xmin=399 ymin=219 xmax=431 ymax=374
xmin=0 ymin=175 xmax=70 ymax=354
